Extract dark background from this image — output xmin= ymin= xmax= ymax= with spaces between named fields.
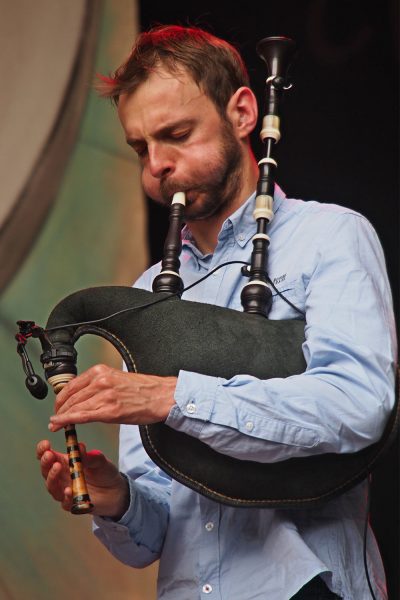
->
xmin=139 ymin=1 xmax=399 ymax=597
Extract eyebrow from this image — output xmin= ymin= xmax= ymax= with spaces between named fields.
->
xmin=126 ymin=118 xmax=197 ymax=147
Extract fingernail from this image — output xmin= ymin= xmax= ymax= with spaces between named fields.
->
xmin=48 ymin=423 xmax=55 ymax=431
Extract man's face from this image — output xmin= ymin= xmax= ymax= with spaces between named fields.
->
xmin=118 ymin=67 xmax=243 ymax=221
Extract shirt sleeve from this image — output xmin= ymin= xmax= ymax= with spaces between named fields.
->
xmin=93 ymin=423 xmax=172 ymax=567
xmin=166 ymin=212 xmax=397 ymax=463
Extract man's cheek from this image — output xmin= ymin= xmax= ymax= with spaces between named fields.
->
xmin=142 ymin=175 xmax=162 ymax=203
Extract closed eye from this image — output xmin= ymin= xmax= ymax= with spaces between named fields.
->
xmin=128 ymin=142 xmax=147 ymax=158
xmin=126 ymin=121 xmax=194 ymax=158
xmin=167 ymin=130 xmax=191 ymax=142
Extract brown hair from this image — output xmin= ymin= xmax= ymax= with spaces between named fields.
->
xmin=97 ymin=25 xmax=249 ymax=116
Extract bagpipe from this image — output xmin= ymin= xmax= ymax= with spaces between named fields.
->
xmin=16 ymin=37 xmax=398 ymax=513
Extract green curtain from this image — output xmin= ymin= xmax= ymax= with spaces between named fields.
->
xmin=0 ymin=1 xmax=157 ymax=598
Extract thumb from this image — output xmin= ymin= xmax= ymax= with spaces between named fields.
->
xmin=79 ymin=443 xmax=108 ymax=470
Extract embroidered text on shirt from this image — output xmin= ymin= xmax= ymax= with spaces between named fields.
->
xmin=273 ymin=274 xmax=287 ymax=285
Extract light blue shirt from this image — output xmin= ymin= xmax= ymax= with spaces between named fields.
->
xmin=93 ymin=186 xmax=396 ymax=600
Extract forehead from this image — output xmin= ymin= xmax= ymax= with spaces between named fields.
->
xmin=117 ymin=67 xmax=216 ymax=135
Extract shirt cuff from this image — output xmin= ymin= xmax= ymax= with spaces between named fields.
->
xmin=93 ymin=473 xmax=137 ymax=530
xmin=166 ymin=370 xmax=219 ymax=433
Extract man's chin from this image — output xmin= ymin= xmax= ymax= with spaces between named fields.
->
xmin=184 ymin=199 xmax=220 ymax=222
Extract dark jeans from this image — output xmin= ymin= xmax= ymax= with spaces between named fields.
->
xmin=291 ymin=576 xmax=341 ymax=599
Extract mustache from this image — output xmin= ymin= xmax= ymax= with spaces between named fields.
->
xmin=160 ymin=179 xmax=209 ymax=203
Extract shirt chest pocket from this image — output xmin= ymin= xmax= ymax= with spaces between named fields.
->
xmin=269 ymin=278 xmax=305 ymax=318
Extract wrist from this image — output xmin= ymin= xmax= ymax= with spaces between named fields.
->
xmin=157 ymin=376 xmax=177 ymax=421
xmin=103 ymin=472 xmax=131 ymax=521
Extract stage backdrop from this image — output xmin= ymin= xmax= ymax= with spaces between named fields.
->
xmin=0 ymin=1 xmax=155 ymax=599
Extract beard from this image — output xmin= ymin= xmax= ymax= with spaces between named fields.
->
xmin=159 ymin=119 xmax=243 ymax=222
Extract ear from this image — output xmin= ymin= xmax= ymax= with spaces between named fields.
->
xmin=226 ymin=87 xmax=258 ymax=139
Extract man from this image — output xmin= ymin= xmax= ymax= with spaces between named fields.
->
xmin=37 ymin=26 xmax=396 ymax=599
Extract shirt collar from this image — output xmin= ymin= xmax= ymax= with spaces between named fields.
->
xmin=182 ymin=183 xmax=286 ymax=251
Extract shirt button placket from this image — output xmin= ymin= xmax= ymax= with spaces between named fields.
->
xmin=199 ymin=498 xmax=221 ymax=599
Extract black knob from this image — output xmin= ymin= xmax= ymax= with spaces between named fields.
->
xmin=25 ymin=375 xmax=48 ymax=399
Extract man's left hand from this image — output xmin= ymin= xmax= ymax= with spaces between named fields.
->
xmin=48 ymin=364 xmax=177 ymax=431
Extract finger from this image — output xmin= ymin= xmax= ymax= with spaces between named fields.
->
xmin=36 ymin=439 xmax=51 ymax=460
xmin=50 ymin=392 xmax=117 ymax=430
xmin=55 ymin=380 xmax=96 ymax=414
xmin=54 ymin=376 xmax=113 ymax=418
xmin=55 ymin=365 xmax=110 ymax=411
xmin=40 ymin=448 xmax=68 ymax=477
xmin=83 ymin=448 xmax=107 ymax=470
xmin=40 ymin=450 xmax=62 ymax=479
xmin=49 ymin=408 xmax=95 ymax=432
xmin=45 ymin=462 xmax=66 ymax=501
xmin=61 ymin=487 xmax=73 ymax=512
xmin=40 ymin=450 xmax=57 ymax=476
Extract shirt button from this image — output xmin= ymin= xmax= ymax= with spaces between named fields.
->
xmin=202 ymin=584 xmax=213 ymax=594
xmin=186 ymin=403 xmax=197 ymax=414
xmin=245 ymin=421 xmax=254 ymax=432
xmin=238 ymin=233 xmax=245 ymax=241
xmin=205 ymin=521 xmax=214 ymax=531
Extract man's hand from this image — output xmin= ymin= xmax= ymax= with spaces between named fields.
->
xmin=48 ymin=365 xmax=177 ymax=432
xmin=37 ymin=439 xmax=130 ymax=519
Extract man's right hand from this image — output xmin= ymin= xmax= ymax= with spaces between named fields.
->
xmin=36 ymin=440 xmax=130 ymax=520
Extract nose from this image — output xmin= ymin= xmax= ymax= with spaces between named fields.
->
xmin=147 ymin=143 xmax=175 ymax=179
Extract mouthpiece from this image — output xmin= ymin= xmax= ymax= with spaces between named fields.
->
xmin=172 ymin=192 xmax=186 ymax=206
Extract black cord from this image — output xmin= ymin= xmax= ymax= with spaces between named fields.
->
xmin=45 ymin=261 xmax=305 ymax=332
xmin=182 ymin=260 xmax=249 ymax=292
xmin=44 ymin=261 xmax=249 ymax=332
xmin=364 ymin=476 xmax=377 ymax=600
xmin=45 ymin=292 xmax=177 ymax=332
xmin=266 ymin=276 xmax=306 ymax=317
